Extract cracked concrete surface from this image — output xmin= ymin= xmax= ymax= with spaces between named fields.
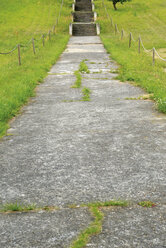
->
xmin=0 ymin=208 xmax=91 ymax=248
xmin=0 ymin=36 xmax=166 ymax=247
xmin=89 ymin=205 xmax=166 ymax=248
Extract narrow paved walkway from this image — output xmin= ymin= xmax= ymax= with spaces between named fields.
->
xmin=0 ymin=36 xmax=166 ymax=247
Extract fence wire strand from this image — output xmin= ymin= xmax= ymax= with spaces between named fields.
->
xmin=0 ymin=45 xmax=18 ymax=55
xmin=131 ymin=32 xmax=136 ymax=42
xmin=116 ymin=24 xmax=120 ymax=33
xmin=139 ymin=37 xmax=153 ymax=53
xmin=34 ymin=36 xmax=43 ymax=42
xmin=122 ymin=29 xmax=127 ymax=37
xmin=154 ymin=48 xmax=166 ymax=62
xmin=20 ymin=39 xmax=32 ymax=48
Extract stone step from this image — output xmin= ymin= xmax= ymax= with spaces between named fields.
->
xmin=72 ymin=23 xmax=97 ymax=36
xmin=73 ymin=12 xmax=94 ymax=22
xmin=75 ymin=2 xmax=92 ymax=11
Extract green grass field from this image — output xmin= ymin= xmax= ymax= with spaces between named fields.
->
xmin=0 ymin=0 xmax=71 ymax=137
xmin=96 ymin=0 xmax=166 ymax=113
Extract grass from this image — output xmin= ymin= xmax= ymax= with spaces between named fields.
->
xmin=86 ymin=200 xmax=129 ymax=208
xmin=0 ymin=0 xmax=72 ymax=138
xmin=71 ymin=61 xmax=91 ymax=100
xmin=0 ymin=202 xmax=60 ymax=212
xmin=70 ymin=200 xmax=128 ymax=248
xmin=78 ymin=61 xmax=91 ymax=101
xmin=79 ymin=60 xmax=90 ymax=74
xmin=71 ymin=70 xmax=82 ymax=88
xmin=95 ymin=0 xmax=166 ymax=113
xmin=71 ymin=60 xmax=90 ymax=88
xmin=0 ymin=202 xmax=37 ymax=212
xmin=81 ymin=87 xmax=91 ymax=101
xmin=70 ymin=206 xmax=103 ymax=248
xmin=92 ymin=70 xmax=102 ymax=74
xmin=138 ymin=201 xmax=156 ymax=208
xmin=0 ymin=200 xmax=128 ymax=213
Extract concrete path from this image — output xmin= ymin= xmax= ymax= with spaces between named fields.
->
xmin=0 ymin=36 xmax=166 ymax=247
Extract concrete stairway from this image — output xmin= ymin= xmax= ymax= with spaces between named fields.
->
xmin=73 ymin=11 xmax=94 ymax=22
xmin=72 ymin=23 xmax=96 ymax=36
xmin=75 ymin=1 xmax=92 ymax=11
xmin=70 ymin=0 xmax=98 ymax=36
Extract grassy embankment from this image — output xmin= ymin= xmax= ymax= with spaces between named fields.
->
xmin=0 ymin=0 xmax=71 ymax=137
xmin=96 ymin=0 xmax=166 ymax=113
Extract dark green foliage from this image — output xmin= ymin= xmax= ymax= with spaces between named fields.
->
xmin=108 ymin=0 xmax=132 ymax=10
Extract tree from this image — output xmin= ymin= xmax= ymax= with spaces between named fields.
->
xmin=109 ymin=0 xmax=131 ymax=10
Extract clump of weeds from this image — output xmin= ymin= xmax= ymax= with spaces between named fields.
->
xmin=79 ymin=60 xmax=90 ymax=74
xmin=81 ymin=87 xmax=91 ymax=101
xmin=71 ymin=70 xmax=82 ymax=88
xmin=0 ymin=202 xmax=37 ymax=212
xmin=138 ymin=201 xmax=157 ymax=208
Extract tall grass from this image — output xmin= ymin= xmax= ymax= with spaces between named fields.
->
xmin=0 ymin=0 xmax=72 ymax=137
xmin=96 ymin=0 xmax=166 ymax=113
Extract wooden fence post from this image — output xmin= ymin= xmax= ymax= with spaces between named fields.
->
xmin=129 ymin=32 xmax=132 ymax=48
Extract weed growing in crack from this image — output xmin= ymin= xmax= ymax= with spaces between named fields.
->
xmin=71 ymin=71 xmax=82 ymax=88
xmin=79 ymin=60 xmax=90 ymax=74
xmin=92 ymin=70 xmax=102 ymax=74
xmin=70 ymin=61 xmax=91 ymax=101
xmin=138 ymin=201 xmax=156 ymax=208
xmin=81 ymin=200 xmax=129 ymax=208
xmin=0 ymin=202 xmax=60 ymax=213
xmin=0 ymin=202 xmax=37 ymax=212
xmin=42 ymin=206 xmax=60 ymax=211
xmin=62 ymin=61 xmax=92 ymax=102
xmin=81 ymin=87 xmax=91 ymax=101
xmin=62 ymin=100 xmax=76 ymax=103
xmin=70 ymin=206 xmax=104 ymax=248
xmin=70 ymin=200 xmax=128 ymax=248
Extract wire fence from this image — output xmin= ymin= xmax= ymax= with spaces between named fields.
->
xmin=0 ymin=0 xmax=64 ymax=65
xmin=102 ymin=0 xmax=166 ymax=65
